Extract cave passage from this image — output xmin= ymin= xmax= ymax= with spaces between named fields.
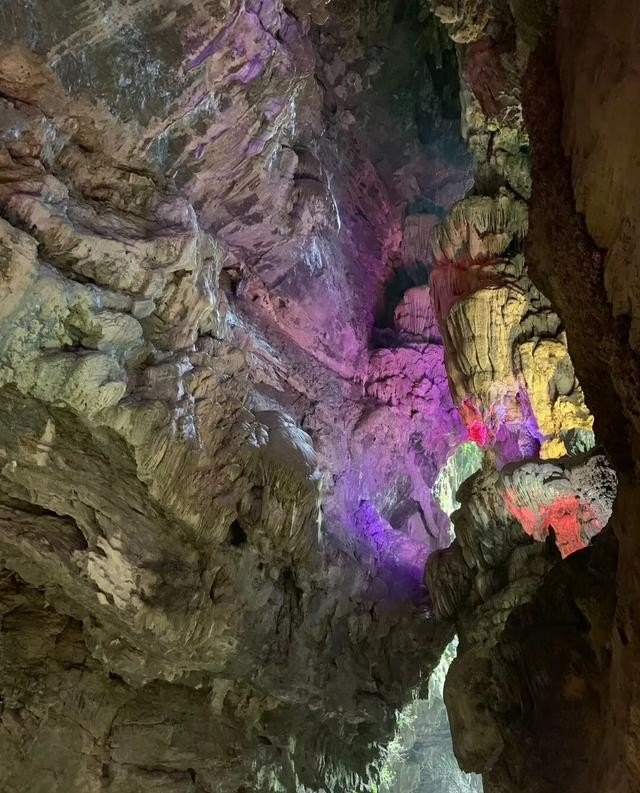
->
xmin=0 ymin=1 xmax=629 ymax=793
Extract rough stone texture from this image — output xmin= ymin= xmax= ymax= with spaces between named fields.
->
xmin=376 ymin=639 xmax=483 ymax=793
xmin=550 ymin=7 xmax=640 ymax=788
xmin=430 ymin=183 xmax=592 ymax=465
xmin=521 ymin=4 xmax=640 ymax=790
xmin=499 ymin=454 xmax=616 ymax=557
xmin=423 ymin=2 xmax=640 ymax=793
xmin=469 ymin=532 xmax=617 ymax=793
xmin=426 ymin=452 xmax=616 ymax=789
xmin=426 ymin=0 xmax=559 ymax=475
xmin=0 ymin=1 xmax=634 ymax=792
xmin=419 ymin=4 xmax=640 ymax=793
xmin=394 ymin=285 xmax=440 ymax=342
xmin=0 ymin=2 xmax=476 ymax=791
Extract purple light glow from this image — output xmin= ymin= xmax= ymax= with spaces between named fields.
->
xmin=184 ymin=0 xmax=304 ymax=84
xmin=353 ymin=500 xmax=429 ymax=603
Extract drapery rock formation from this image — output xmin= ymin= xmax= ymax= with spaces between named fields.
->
xmin=424 ymin=2 xmax=640 ymax=793
xmin=422 ymin=8 xmax=619 ymax=781
xmin=0 ymin=2 xmax=473 ymax=791
xmin=0 ymin=1 xmax=636 ymax=793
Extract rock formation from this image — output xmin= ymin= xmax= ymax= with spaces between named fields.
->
xmin=424 ymin=2 xmax=639 ymax=793
xmin=0 ymin=1 xmax=636 ymax=793
xmin=0 ymin=2 xmax=470 ymax=791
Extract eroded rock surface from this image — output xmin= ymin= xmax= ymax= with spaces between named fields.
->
xmin=0 ymin=2 xmax=474 ymax=791
xmin=424 ymin=2 xmax=640 ymax=793
xmin=0 ymin=1 xmax=635 ymax=792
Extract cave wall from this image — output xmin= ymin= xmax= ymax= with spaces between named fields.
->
xmin=0 ymin=0 xmax=637 ymax=792
xmin=425 ymin=1 xmax=640 ymax=792
xmin=0 ymin=2 xmax=474 ymax=791
xmin=526 ymin=2 xmax=640 ymax=790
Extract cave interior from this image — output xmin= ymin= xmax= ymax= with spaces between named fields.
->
xmin=0 ymin=1 xmax=637 ymax=792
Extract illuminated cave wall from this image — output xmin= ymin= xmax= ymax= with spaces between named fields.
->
xmin=434 ymin=442 xmax=484 ymax=522
xmin=0 ymin=2 xmax=483 ymax=791
xmin=424 ymin=3 xmax=621 ymax=791
xmin=0 ymin=0 xmax=627 ymax=792
xmin=376 ymin=639 xmax=483 ymax=793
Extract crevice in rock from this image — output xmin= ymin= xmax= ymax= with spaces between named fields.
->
xmin=226 ymin=520 xmax=248 ymax=547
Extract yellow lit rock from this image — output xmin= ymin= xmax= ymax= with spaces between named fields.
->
xmin=516 ymin=338 xmax=593 ymax=458
xmin=444 ymin=286 xmax=528 ymax=406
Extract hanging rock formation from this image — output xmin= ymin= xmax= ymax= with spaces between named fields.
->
xmin=0 ymin=1 xmax=636 ymax=793
xmin=424 ymin=2 xmax=640 ymax=793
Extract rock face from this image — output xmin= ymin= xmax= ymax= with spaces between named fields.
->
xmin=421 ymin=10 xmax=619 ymax=783
xmin=425 ymin=451 xmax=616 ymax=788
xmin=0 ymin=2 xmax=473 ymax=792
xmin=523 ymin=4 xmax=640 ymax=790
xmin=376 ymin=639 xmax=483 ymax=793
xmin=0 ymin=1 xmax=635 ymax=793
xmin=423 ymin=2 xmax=640 ymax=793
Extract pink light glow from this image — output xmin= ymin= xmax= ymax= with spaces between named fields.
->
xmin=458 ymin=391 xmax=543 ymax=466
xmin=460 ymin=398 xmax=491 ymax=447
xmin=502 ymin=490 xmax=605 ymax=558
xmin=468 ymin=419 xmax=489 ymax=446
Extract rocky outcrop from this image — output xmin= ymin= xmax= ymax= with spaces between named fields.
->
xmin=499 ymin=454 xmax=616 ymax=556
xmin=376 ymin=639 xmax=483 ymax=793
xmin=426 ymin=450 xmax=617 ymax=793
xmin=424 ymin=2 xmax=640 ymax=793
xmin=430 ymin=155 xmax=592 ymax=466
xmin=423 ymin=14 xmax=613 ymax=761
xmin=0 ymin=2 xmax=476 ymax=791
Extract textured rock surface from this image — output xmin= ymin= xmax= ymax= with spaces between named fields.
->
xmin=0 ymin=1 xmax=635 ymax=792
xmin=0 ymin=2 xmax=475 ymax=791
xmin=423 ymin=2 xmax=640 ymax=793
xmin=376 ymin=639 xmax=483 ymax=793
xmin=425 ymin=450 xmax=616 ymax=777
xmin=522 ymin=3 xmax=640 ymax=790
xmin=430 ymin=180 xmax=592 ymax=465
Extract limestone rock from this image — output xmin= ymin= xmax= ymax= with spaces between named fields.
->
xmin=0 ymin=3 xmax=475 ymax=791
xmin=425 ymin=2 xmax=635 ymax=792
xmin=430 ymin=0 xmax=494 ymax=43
xmin=0 ymin=1 xmax=631 ymax=792
xmin=499 ymin=454 xmax=616 ymax=558
xmin=394 ymin=286 xmax=440 ymax=340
